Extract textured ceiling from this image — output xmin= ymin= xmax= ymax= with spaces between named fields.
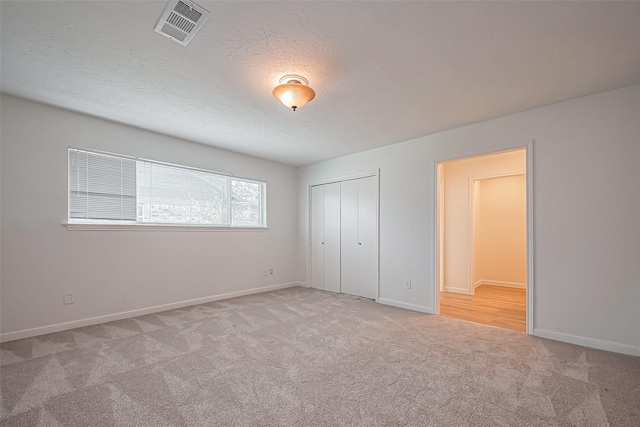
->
xmin=2 ymin=1 xmax=640 ymax=166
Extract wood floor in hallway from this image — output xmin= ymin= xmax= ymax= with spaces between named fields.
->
xmin=439 ymin=285 xmax=526 ymax=332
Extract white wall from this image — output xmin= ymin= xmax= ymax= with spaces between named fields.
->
xmin=297 ymin=84 xmax=640 ymax=355
xmin=0 ymin=94 xmax=299 ymax=339
xmin=441 ymin=150 xmax=525 ymax=294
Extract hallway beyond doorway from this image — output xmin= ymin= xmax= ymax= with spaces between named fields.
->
xmin=436 ymin=148 xmax=529 ymax=333
xmin=439 ymin=285 xmax=526 ymax=332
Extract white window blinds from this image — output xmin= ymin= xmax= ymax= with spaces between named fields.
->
xmin=69 ymin=149 xmax=137 ymax=221
xmin=68 ymin=148 xmax=266 ymax=227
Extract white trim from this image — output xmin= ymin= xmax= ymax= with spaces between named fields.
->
xmin=468 ymin=178 xmax=475 ymax=295
xmin=442 ymin=286 xmax=474 ymax=295
xmin=0 ymin=282 xmax=300 ymax=343
xmin=63 ymin=222 xmax=269 ymax=232
xmin=525 ymin=140 xmax=535 ymax=335
xmin=534 ymin=329 xmax=640 ymax=357
xmin=375 ymin=169 xmax=381 ymax=301
xmin=433 ymin=161 xmax=440 ymax=312
xmin=474 ymin=280 xmax=526 ymax=289
xmin=378 ymin=298 xmax=434 ymax=314
xmin=437 ymin=163 xmax=445 ymax=295
xmin=308 ymin=171 xmax=378 ymax=188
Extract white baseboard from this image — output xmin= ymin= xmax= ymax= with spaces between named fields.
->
xmin=378 ymin=298 xmax=434 ymax=314
xmin=475 ymin=279 xmax=526 ymax=289
xmin=534 ymin=329 xmax=640 ymax=357
xmin=0 ymin=282 xmax=301 ymax=343
xmin=442 ymin=286 xmax=474 ymax=295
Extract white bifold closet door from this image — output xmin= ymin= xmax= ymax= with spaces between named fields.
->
xmin=310 ymin=182 xmax=341 ymax=293
xmin=340 ymin=176 xmax=378 ymax=299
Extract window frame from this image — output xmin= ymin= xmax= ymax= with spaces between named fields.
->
xmin=65 ymin=147 xmax=268 ymax=231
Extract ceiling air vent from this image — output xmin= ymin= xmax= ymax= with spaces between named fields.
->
xmin=154 ymin=0 xmax=209 ymax=46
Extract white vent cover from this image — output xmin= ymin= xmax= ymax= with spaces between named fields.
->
xmin=154 ymin=0 xmax=209 ymax=46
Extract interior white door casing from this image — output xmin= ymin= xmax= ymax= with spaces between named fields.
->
xmin=434 ymin=143 xmax=534 ymax=335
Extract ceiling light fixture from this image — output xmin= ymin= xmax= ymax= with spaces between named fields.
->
xmin=272 ymin=74 xmax=316 ymax=111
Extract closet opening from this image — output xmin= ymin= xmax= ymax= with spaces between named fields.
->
xmin=309 ymin=173 xmax=379 ymax=300
xmin=436 ymin=148 xmax=530 ymax=333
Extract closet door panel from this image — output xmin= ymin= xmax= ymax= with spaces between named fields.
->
xmin=358 ymin=176 xmax=378 ymax=299
xmin=340 ymin=179 xmax=359 ymax=296
xmin=310 ymin=185 xmax=325 ymax=289
xmin=323 ymin=182 xmax=341 ymax=293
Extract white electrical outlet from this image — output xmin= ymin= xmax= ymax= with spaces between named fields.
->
xmin=264 ymin=269 xmax=269 ymax=277
xmin=63 ymin=292 xmax=74 ymax=305
xmin=405 ymin=280 xmax=412 ymax=289
xmin=270 ymin=269 xmax=274 ymax=275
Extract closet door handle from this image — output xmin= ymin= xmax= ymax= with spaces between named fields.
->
xmin=358 ymin=242 xmax=362 ymax=245
xmin=321 ymin=242 xmax=325 ymax=245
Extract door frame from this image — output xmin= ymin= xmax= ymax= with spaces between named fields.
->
xmin=433 ymin=141 xmax=534 ymax=335
xmin=307 ymin=170 xmax=381 ymax=300
xmin=469 ymin=172 xmax=526 ymax=295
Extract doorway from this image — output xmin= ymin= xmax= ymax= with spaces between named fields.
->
xmin=436 ymin=148 xmax=529 ymax=332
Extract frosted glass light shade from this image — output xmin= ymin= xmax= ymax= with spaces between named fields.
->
xmin=272 ymin=77 xmax=316 ymax=111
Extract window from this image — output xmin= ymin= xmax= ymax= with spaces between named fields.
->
xmin=68 ymin=148 xmax=266 ymax=228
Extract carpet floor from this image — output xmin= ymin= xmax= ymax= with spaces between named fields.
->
xmin=1 ymin=286 xmax=638 ymax=426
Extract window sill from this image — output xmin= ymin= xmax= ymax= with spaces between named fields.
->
xmin=63 ymin=222 xmax=268 ymax=232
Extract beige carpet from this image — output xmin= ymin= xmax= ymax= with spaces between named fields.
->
xmin=1 ymin=286 xmax=638 ymax=426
